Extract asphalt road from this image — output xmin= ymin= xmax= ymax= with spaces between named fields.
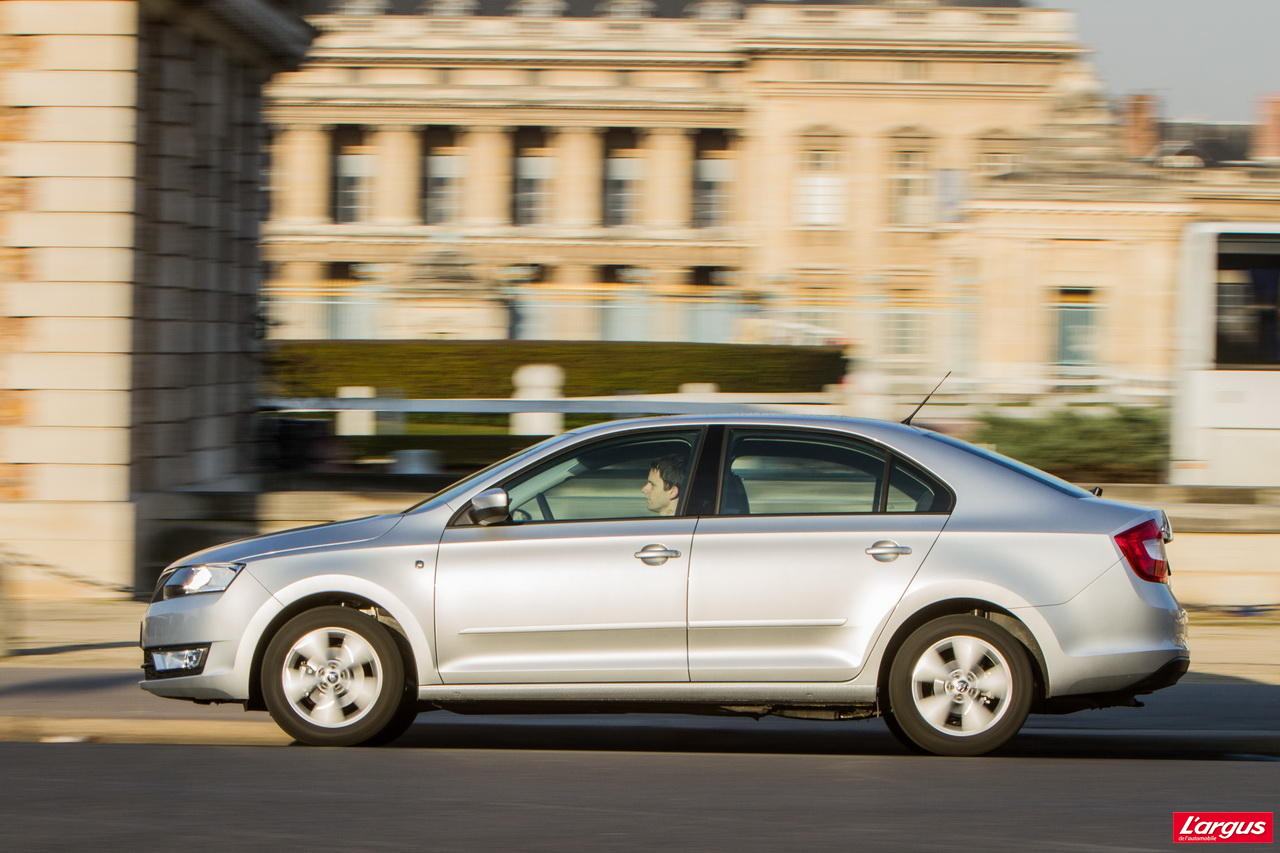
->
xmin=1 ymin=736 xmax=1276 ymax=853
xmin=1 ymin=670 xmax=1277 ymax=852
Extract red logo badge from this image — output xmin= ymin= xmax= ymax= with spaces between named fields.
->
xmin=1173 ymin=812 xmax=1273 ymax=843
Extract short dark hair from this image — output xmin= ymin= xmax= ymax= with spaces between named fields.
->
xmin=650 ymin=454 xmax=687 ymax=491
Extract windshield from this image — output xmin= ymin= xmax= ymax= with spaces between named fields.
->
xmin=921 ymin=430 xmax=1092 ymax=499
xmin=401 ymin=434 xmax=568 ymax=513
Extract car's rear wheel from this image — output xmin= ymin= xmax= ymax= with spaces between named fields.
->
xmin=262 ymin=606 xmax=416 ymax=746
xmin=884 ymin=615 xmax=1033 ymax=756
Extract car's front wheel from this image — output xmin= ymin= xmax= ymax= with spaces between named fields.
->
xmin=884 ymin=615 xmax=1033 ymax=756
xmin=262 ymin=606 xmax=417 ymax=746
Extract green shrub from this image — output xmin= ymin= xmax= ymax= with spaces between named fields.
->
xmin=265 ymin=340 xmax=846 ymax=399
xmin=972 ymin=407 xmax=1169 ymax=484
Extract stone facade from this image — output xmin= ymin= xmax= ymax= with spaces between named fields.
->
xmin=260 ymin=0 xmax=1280 ymax=404
xmin=263 ymin=1 xmax=1087 ymax=356
xmin=1 ymin=0 xmax=312 ymax=595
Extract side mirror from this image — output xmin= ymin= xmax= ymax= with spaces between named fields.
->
xmin=469 ymin=488 xmax=511 ymax=526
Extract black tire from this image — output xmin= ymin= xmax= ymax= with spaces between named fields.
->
xmin=884 ymin=615 xmax=1033 ymax=756
xmin=262 ymin=606 xmax=416 ymax=746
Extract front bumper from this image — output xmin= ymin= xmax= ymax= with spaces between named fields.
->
xmin=139 ymin=568 xmax=280 ymax=703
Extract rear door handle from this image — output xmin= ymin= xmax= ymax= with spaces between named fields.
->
xmin=865 ymin=540 xmax=912 ymax=562
xmin=634 ymin=544 xmax=681 ymax=565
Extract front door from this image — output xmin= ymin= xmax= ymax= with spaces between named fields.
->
xmin=435 ymin=428 xmax=704 ymax=684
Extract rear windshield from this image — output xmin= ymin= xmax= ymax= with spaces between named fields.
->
xmin=921 ymin=430 xmax=1092 ymax=498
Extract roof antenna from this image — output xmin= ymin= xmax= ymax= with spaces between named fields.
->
xmin=902 ymin=372 xmax=951 ymax=426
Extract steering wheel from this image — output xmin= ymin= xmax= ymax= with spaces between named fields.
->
xmin=510 ymin=507 xmax=533 ymax=523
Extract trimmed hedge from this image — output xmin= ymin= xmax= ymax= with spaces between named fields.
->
xmin=266 ymin=340 xmax=847 ymax=399
xmin=972 ymin=407 xmax=1169 ymax=484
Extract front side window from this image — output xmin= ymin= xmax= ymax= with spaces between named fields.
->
xmin=720 ymin=430 xmax=887 ymax=516
xmin=501 ymin=430 xmax=702 ymax=523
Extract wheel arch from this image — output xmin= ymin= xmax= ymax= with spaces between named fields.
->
xmin=874 ymin=599 xmax=1049 ymax=712
xmin=246 ymin=591 xmax=420 ymax=712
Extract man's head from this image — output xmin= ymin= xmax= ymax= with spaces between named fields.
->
xmin=642 ymin=454 xmax=687 ymax=516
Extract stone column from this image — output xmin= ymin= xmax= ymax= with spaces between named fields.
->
xmin=372 ymin=125 xmax=420 ymax=224
xmin=724 ymin=131 xmax=744 ymax=227
xmin=463 ymin=126 xmax=512 ymax=227
xmin=276 ymin=124 xmax=331 ymax=224
xmin=554 ymin=127 xmax=603 ymax=229
xmin=644 ymin=128 xmax=693 ymax=229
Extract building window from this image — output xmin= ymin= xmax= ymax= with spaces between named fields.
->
xmin=977 ymin=133 xmax=1022 ymax=176
xmin=889 ymin=135 xmax=933 ymax=227
xmin=421 ymin=128 xmax=463 ymax=225
xmin=515 ymin=155 xmax=552 ymax=225
xmin=885 ymin=311 xmax=925 ymax=359
xmin=1053 ymin=288 xmax=1098 ymax=369
xmin=332 ymin=127 xmax=373 ymax=224
xmin=324 ymin=263 xmax=382 ymax=339
xmin=793 ymin=132 xmax=844 ymax=227
xmin=604 ymin=130 xmax=642 ymax=227
xmin=693 ymin=131 xmax=733 ymax=229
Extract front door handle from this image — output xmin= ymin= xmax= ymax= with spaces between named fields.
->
xmin=634 ymin=544 xmax=681 ymax=565
xmin=865 ymin=540 xmax=912 ymax=562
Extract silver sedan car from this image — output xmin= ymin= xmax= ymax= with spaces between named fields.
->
xmin=140 ymin=415 xmax=1188 ymax=756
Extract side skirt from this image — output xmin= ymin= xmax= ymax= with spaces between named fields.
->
xmin=418 ymin=682 xmax=878 ymax=707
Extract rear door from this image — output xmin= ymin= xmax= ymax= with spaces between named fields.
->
xmin=687 ymin=427 xmax=951 ymax=682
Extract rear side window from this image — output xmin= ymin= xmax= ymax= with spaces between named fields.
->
xmin=721 ymin=431 xmax=887 ymax=515
xmin=886 ymin=458 xmax=952 ymax=513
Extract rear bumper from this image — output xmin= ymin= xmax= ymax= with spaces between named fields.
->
xmin=1040 ymin=655 xmax=1189 ymax=714
xmin=1024 ymin=559 xmax=1188 ymax=697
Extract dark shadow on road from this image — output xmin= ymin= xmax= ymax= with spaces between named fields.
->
xmin=0 ymin=671 xmax=138 ymax=700
xmin=7 ymin=642 xmax=137 ymax=658
xmin=380 ymin=715 xmax=1278 ymax=762
xmin=377 ymin=675 xmax=1280 ymax=762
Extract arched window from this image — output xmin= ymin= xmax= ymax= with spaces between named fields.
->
xmin=975 ymin=130 xmax=1022 ymax=176
xmin=888 ymin=128 xmax=933 ymax=227
xmin=794 ymin=128 xmax=845 ymax=227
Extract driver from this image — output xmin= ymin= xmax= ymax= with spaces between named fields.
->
xmin=642 ymin=454 xmax=687 ymax=516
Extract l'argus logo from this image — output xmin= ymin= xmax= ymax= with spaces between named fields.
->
xmin=1173 ymin=812 xmax=1273 ymax=844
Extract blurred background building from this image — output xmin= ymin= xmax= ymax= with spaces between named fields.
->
xmin=4 ymin=0 xmax=1280 ymax=594
xmin=262 ymin=0 xmax=1280 ymax=407
xmin=1 ymin=0 xmax=312 ymax=592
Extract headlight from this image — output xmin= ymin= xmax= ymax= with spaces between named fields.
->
xmin=153 ymin=562 xmax=245 ymax=602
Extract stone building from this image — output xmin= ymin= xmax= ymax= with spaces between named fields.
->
xmin=263 ymin=0 xmax=1092 ymax=356
xmin=260 ymin=0 xmax=1280 ymax=413
xmin=1 ymin=0 xmax=313 ymax=594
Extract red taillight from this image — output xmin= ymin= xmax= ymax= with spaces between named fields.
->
xmin=1115 ymin=519 xmax=1169 ymax=583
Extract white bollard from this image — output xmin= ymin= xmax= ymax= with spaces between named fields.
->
xmin=510 ymin=364 xmax=565 ymax=436
xmin=336 ymin=386 xmax=376 ymax=436
xmin=844 ymin=368 xmax=894 ymax=421
xmin=678 ymin=382 xmax=719 ymax=397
